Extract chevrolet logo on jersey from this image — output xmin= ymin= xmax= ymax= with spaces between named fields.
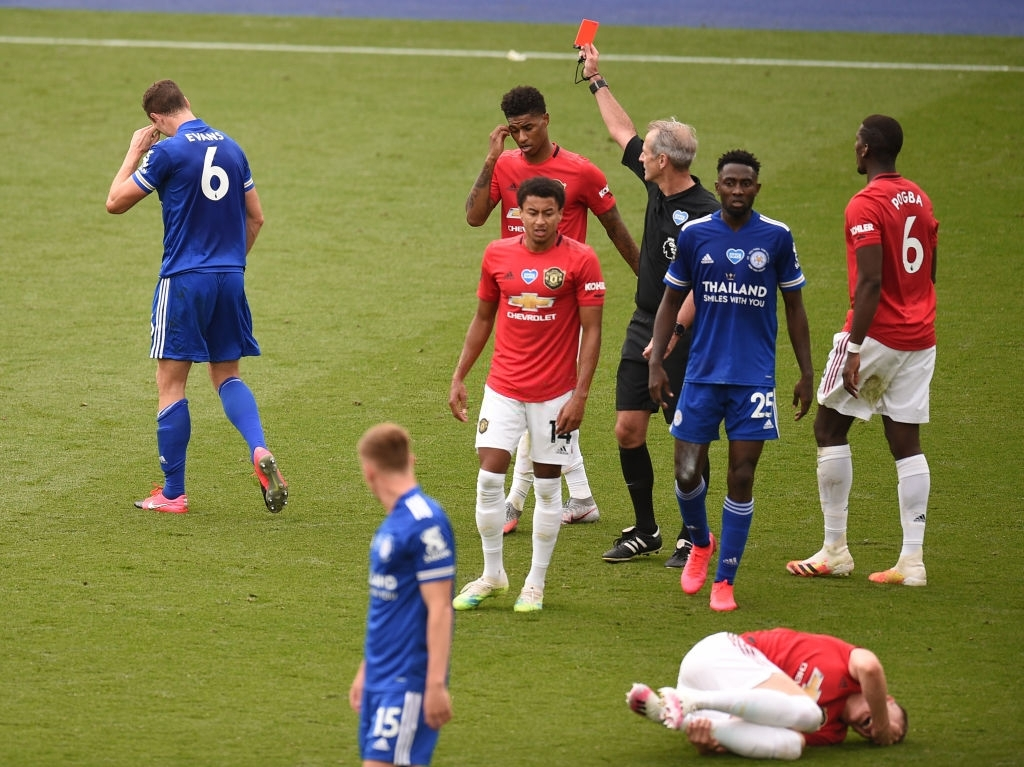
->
xmin=543 ymin=268 xmax=565 ymax=290
xmin=508 ymin=293 xmax=554 ymax=311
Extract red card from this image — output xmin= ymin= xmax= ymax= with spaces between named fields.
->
xmin=574 ymin=19 xmax=599 ymax=48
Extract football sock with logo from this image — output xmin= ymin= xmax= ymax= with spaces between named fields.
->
xmin=476 ymin=469 xmax=507 ymax=580
xmin=896 ymin=453 xmax=929 ymax=558
xmin=816 ymin=444 xmax=853 ymax=548
xmin=620 ymin=443 xmax=657 ymax=535
xmin=675 ymin=477 xmax=710 ymax=547
xmin=218 ymin=377 xmax=266 ymax=457
xmin=156 ymin=398 xmax=190 ymax=499
xmin=506 ymin=433 xmax=534 ymax=511
xmin=525 ymin=477 xmax=562 ymax=589
xmin=715 ymin=497 xmax=754 ymax=583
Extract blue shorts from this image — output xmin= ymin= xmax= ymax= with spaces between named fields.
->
xmin=359 ymin=688 xmax=439 ymax=766
xmin=670 ymin=383 xmax=780 ymax=443
xmin=149 ymin=271 xmax=260 ymax=362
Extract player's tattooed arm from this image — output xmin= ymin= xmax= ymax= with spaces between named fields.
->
xmin=465 ymin=160 xmax=495 ymax=215
xmin=466 ymin=125 xmax=508 ymax=225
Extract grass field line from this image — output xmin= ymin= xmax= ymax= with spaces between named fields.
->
xmin=2 ymin=34 xmax=1022 ymax=73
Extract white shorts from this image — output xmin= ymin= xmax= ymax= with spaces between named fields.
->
xmin=817 ymin=332 xmax=934 ymax=424
xmin=677 ymin=632 xmax=779 ymax=691
xmin=475 ymin=385 xmax=578 ymax=467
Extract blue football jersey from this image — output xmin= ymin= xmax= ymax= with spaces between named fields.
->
xmin=363 ymin=488 xmax=456 ymax=691
xmin=132 ymin=118 xmax=253 ymax=277
xmin=666 ymin=210 xmax=805 ymax=386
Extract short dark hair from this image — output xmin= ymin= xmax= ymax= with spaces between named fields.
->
xmin=717 ymin=149 xmax=761 ymax=175
xmin=516 ymin=176 xmax=565 ymax=209
xmin=142 ymin=79 xmax=188 ymax=116
xmin=860 ymin=114 xmax=904 ymax=163
xmin=501 ymin=85 xmax=546 ymax=119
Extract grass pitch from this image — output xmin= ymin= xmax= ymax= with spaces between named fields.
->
xmin=0 ymin=8 xmax=1022 ymax=765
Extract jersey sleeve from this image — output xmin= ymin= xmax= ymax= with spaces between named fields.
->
xmin=477 ymin=242 xmax=502 ymax=302
xmin=579 ymin=160 xmax=617 ymax=218
xmin=845 ymin=194 xmax=883 ymax=249
xmin=664 ymin=226 xmax=695 ymax=290
xmin=403 ymin=494 xmax=456 ymax=583
xmin=777 ymin=230 xmax=806 ymax=292
xmin=242 ymin=153 xmax=255 ymax=192
xmin=413 ymin=519 xmax=456 ymax=584
xmin=576 ymin=245 xmax=606 ymax=307
xmin=131 ymin=145 xmax=167 ymax=194
xmin=620 ymin=135 xmax=645 ymax=183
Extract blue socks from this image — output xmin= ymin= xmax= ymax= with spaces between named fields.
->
xmin=218 ymin=377 xmax=266 ymax=457
xmin=676 ymin=478 xmax=711 ymax=547
xmin=677 ymin=476 xmax=755 ymax=584
xmin=156 ymin=398 xmax=190 ymax=499
xmin=154 ymin=379 xmax=266 ymax=500
xmin=716 ymin=498 xmax=754 ymax=584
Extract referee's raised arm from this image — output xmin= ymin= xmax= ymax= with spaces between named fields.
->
xmin=579 ymin=43 xmax=638 ymax=150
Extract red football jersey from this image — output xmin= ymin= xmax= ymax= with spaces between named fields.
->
xmin=843 ymin=172 xmax=938 ymax=350
xmin=490 ymin=144 xmax=616 ymax=241
xmin=741 ymin=628 xmax=861 ymax=746
xmin=478 ymin=235 xmax=605 ymax=402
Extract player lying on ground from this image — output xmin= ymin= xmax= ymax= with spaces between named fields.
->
xmin=625 ymin=629 xmax=906 ymax=760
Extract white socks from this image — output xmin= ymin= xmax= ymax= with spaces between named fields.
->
xmin=480 ymin=469 xmax=565 ymax=590
xmin=506 ymin=435 xmax=534 ymax=511
xmin=818 ymin=444 xmax=929 ymax=561
xmin=525 ymin=477 xmax=562 ymax=589
xmin=687 ymin=688 xmax=823 ymax=732
xmin=896 ymin=453 xmax=929 ymax=557
xmin=562 ymin=455 xmax=591 ymax=499
xmin=507 ymin=433 xmax=593 ymax=507
xmin=709 ymin=715 xmax=805 ymax=760
xmin=476 ymin=469 xmax=506 ymax=580
xmin=816 ymin=444 xmax=852 ymax=548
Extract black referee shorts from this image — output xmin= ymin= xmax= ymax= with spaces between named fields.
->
xmin=615 ymin=309 xmax=691 ymax=424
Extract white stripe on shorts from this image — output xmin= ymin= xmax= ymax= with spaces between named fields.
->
xmin=393 ymin=690 xmax=422 ymax=765
xmin=150 ymin=278 xmax=170 ymax=359
xmin=819 ymin=332 xmax=851 ymax=396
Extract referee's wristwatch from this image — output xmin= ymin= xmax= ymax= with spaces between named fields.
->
xmin=589 ymin=77 xmax=608 ymax=94
xmin=673 ymin=323 xmax=687 ymax=336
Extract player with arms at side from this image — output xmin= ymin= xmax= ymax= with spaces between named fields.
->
xmin=625 ymin=628 xmax=906 ymax=760
xmin=466 ymin=85 xmax=638 ymax=533
xmin=106 ymin=79 xmax=287 ymax=515
xmin=350 ymin=423 xmax=456 ymax=767
xmin=649 ymin=150 xmax=814 ymax=611
xmin=450 ymin=176 xmax=604 ymax=613
xmin=579 ymin=43 xmax=721 ymax=567
xmin=787 ymin=115 xmax=938 ymax=586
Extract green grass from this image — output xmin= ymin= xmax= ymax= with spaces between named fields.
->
xmin=1 ymin=8 xmax=1022 ymax=765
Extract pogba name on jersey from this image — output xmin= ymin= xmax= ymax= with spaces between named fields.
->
xmin=890 ymin=188 xmax=923 ymax=210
